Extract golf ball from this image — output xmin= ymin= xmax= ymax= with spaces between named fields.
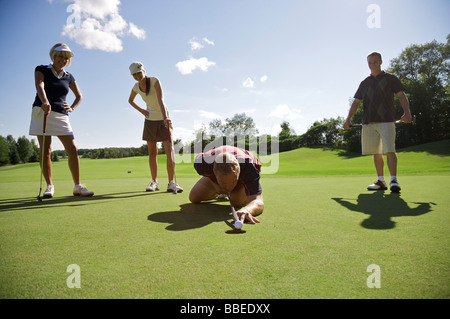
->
xmin=234 ymin=220 xmax=243 ymax=230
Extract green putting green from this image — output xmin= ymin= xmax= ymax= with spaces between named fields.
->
xmin=0 ymin=140 xmax=449 ymax=298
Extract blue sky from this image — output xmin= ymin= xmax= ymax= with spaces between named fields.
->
xmin=0 ymin=0 xmax=448 ymax=150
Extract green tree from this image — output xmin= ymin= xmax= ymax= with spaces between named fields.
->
xmin=51 ymin=151 xmax=59 ymax=162
xmin=342 ymin=105 xmax=363 ymax=153
xmin=9 ymin=144 xmax=20 ymax=164
xmin=299 ymin=117 xmax=344 ymax=148
xmin=29 ymin=139 xmax=40 ymax=162
xmin=6 ymin=135 xmax=20 ymax=164
xmin=388 ymin=38 xmax=450 ymax=146
xmin=17 ymin=136 xmax=34 ymax=163
xmin=0 ymin=136 xmax=10 ymax=165
xmin=279 ymin=121 xmax=296 ymax=140
xmin=224 ymin=113 xmax=259 ymax=138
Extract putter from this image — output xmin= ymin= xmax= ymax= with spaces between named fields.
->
xmin=37 ymin=113 xmax=48 ymax=202
xmin=350 ymin=115 xmax=416 ymax=128
xmin=168 ymin=124 xmax=177 ymax=195
xmin=227 ymin=193 xmax=243 ymax=230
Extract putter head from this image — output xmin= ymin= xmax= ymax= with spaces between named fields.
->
xmin=172 ymin=189 xmax=177 ymax=195
xmin=37 ymin=195 xmax=42 ymax=202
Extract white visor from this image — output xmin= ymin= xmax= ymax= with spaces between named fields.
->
xmin=54 ymin=45 xmax=74 ymax=57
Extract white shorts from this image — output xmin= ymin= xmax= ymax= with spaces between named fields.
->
xmin=361 ymin=122 xmax=396 ymax=155
xmin=29 ymin=107 xmax=73 ymax=136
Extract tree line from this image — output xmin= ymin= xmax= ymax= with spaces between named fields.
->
xmin=1 ymin=37 xmax=448 ymax=166
xmin=194 ymin=38 xmax=449 ymax=154
xmin=278 ymin=37 xmax=449 ymax=153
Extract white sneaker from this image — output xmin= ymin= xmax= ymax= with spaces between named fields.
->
xmin=43 ymin=184 xmax=54 ymax=198
xmin=167 ymin=181 xmax=183 ymax=193
xmin=146 ymin=181 xmax=159 ymax=192
xmin=367 ymin=180 xmax=387 ymax=191
xmin=73 ymin=184 xmax=94 ymax=197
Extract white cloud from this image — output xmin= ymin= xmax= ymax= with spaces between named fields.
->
xmin=260 ymin=75 xmax=268 ymax=83
xmin=242 ymin=77 xmax=255 ymax=88
xmin=268 ymin=104 xmax=303 ymax=120
xmin=198 ymin=110 xmax=222 ymax=119
xmin=128 ymin=22 xmax=146 ymax=39
xmin=176 ymin=57 xmax=216 ymax=75
xmin=189 ymin=39 xmax=204 ymax=51
xmin=173 ymin=127 xmax=195 ymax=143
xmin=203 ymin=37 xmax=215 ymax=46
xmin=61 ymin=0 xmax=146 ymax=52
xmin=189 ymin=37 xmax=215 ymax=51
xmin=173 ymin=109 xmax=191 ymax=113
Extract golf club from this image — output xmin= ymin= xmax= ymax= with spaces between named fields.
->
xmin=37 ymin=113 xmax=48 ymax=202
xmin=350 ymin=115 xmax=416 ymax=128
xmin=168 ymin=124 xmax=177 ymax=195
xmin=227 ymin=193 xmax=243 ymax=230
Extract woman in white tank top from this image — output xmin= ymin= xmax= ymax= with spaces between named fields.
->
xmin=128 ymin=62 xmax=183 ymax=193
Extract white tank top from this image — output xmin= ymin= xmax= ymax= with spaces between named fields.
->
xmin=132 ymin=77 xmax=169 ymax=121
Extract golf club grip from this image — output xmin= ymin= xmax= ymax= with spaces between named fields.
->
xmin=43 ymin=113 xmax=48 ymax=134
xmin=168 ymin=124 xmax=175 ymax=166
xmin=350 ymin=118 xmax=414 ymax=128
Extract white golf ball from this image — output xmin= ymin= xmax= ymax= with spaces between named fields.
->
xmin=234 ymin=220 xmax=243 ymax=230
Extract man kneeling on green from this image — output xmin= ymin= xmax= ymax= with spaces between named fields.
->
xmin=189 ymin=145 xmax=263 ymax=224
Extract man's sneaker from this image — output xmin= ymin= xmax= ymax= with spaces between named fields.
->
xmin=167 ymin=181 xmax=183 ymax=193
xmin=146 ymin=181 xmax=160 ymax=192
xmin=390 ymin=179 xmax=401 ymax=192
xmin=367 ymin=180 xmax=387 ymax=191
xmin=43 ymin=184 xmax=54 ymax=198
xmin=73 ymin=184 xmax=94 ymax=197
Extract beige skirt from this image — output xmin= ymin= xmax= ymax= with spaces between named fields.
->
xmin=29 ymin=107 xmax=73 ymax=136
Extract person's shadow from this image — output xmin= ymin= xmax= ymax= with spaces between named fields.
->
xmin=148 ymin=202 xmax=233 ymax=231
xmin=332 ymin=192 xmax=436 ymax=229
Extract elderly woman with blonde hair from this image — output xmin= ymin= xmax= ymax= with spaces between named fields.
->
xmin=29 ymin=43 xmax=94 ymax=198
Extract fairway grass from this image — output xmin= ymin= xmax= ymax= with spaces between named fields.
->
xmin=0 ymin=141 xmax=449 ymax=299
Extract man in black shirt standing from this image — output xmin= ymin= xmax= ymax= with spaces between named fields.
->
xmin=344 ymin=52 xmax=412 ymax=192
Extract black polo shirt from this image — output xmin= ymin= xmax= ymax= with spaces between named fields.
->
xmin=354 ymin=71 xmax=405 ymax=124
xmin=33 ymin=65 xmax=75 ymax=115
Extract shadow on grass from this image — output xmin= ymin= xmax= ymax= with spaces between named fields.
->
xmin=0 ymin=191 xmax=166 ymax=213
xmin=148 ymin=202 xmax=233 ymax=231
xmin=332 ymin=192 xmax=436 ymax=230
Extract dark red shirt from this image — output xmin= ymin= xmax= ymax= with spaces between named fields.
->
xmin=194 ymin=146 xmax=262 ymax=195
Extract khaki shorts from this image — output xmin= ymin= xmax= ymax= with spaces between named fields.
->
xmin=142 ymin=120 xmax=170 ymax=142
xmin=361 ymin=122 xmax=396 ymax=155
